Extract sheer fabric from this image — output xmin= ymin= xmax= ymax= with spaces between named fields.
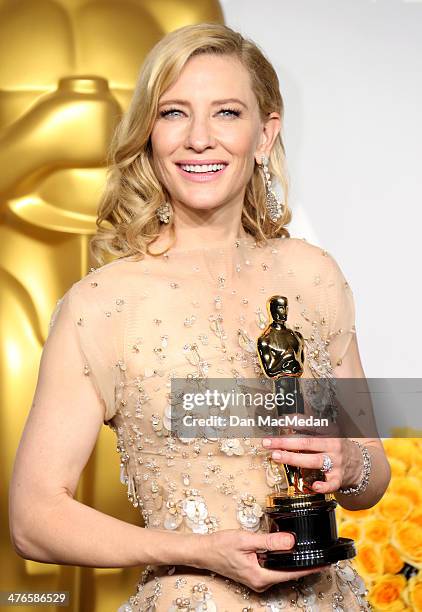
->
xmin=45 ymin=235 xmax=369 ymax=611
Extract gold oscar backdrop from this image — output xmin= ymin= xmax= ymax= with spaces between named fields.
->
xmin=0 ymin=1 xmax=223 ymax=611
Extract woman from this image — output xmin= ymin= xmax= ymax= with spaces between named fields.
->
xmin=10 ymin=23 xmax=390 ymax=612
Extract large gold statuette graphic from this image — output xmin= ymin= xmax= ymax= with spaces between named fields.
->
xmin=0 ymin=0 xmax=224 ymax=607
xmin=256 ymin=295 xmax=356 ymax=569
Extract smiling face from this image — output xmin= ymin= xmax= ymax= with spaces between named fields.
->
xmin=150 ymin=53 xmax=279 ymax=215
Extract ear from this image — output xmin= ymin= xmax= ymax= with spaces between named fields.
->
xmin=254 ymin=112 xmax=281 ymax=165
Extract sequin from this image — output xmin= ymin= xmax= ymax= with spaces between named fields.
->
xmin=183 ymin=316 xmax=196 ymax=327
xmin=219 ymin=438 xmax=245 ymax=456
xmin=132 ymin=338 xmax=143 ymax=353
xmin=217 ymin=275 xmax=226 ymax=288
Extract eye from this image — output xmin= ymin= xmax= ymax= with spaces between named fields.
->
xmin=218 ymin=107 xmax=242 ymax=117
xmin=159 ymin=107 xmax=183 ymax=118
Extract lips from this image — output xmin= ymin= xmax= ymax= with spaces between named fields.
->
xmin=175 ymin=160 xmax=229 ymax=165
xmin=175 ymin=162 xmax=228 ymax=183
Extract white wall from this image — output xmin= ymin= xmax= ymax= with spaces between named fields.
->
xmin=220 ymin=0 xmax=422 ymax=377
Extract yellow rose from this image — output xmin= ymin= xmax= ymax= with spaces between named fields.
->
xmin=392 ymin=522 xmax=422 ymax=568
xmin=377 ymin=492 xmax=413 ymax=522
xmin=404 ymin=573 xmax=422 ymax=611
xmin=369 ymin=574 xmax=407 ymax=611
xmin=408 ymin=466 xmax=422 ymax=482
xmin=388 ymin=457 xmax=408 ymax=477
xmin=382 ymin=544 xmax=405 ymax=574
xmin=411 ymin=445 xmax=422 ymax=468
xmin=339 ymin=520 xmax=362 ymax=543
xmin=383 ymin=440 xmax=417 ymax=469
xmin=363 ymin=517 xmax=391 ymax=545
xmin=354 ymin=543 xmax=384 ymax=580
xmin=409 ymin=508 xmax=422 ymax=529
xmin=388 ymin=477 xmax=421 ymax=507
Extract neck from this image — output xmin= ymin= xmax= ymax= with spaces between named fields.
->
xmin=155 ymin=197 xmax=247 ymax=250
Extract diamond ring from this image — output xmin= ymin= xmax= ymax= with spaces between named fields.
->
xmin=321 ymin=454 xmax=334 ymax=473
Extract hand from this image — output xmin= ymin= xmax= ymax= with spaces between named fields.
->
xmin=195 ymin=530 xmax=329 ymax=592
xmin=262 ymin=434 xmax=363 ymax=494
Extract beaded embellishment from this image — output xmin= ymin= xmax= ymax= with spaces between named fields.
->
xmin=236 ymin=493 xmax=264 ymax=531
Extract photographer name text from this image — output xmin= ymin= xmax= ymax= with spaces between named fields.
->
xmin=182 ymin=414 xmax=329 ymax=428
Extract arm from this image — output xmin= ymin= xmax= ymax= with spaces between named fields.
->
xmin=325 ymin=250 xmax=390 ymax=509
xmin=8 ymin=290 xmax=199 ymax=568
xmin=332 ymin=333 xmax=391 ymax=510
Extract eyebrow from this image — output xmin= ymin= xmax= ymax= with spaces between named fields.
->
xmin=158 ymin=98 xmax=248 ymax=109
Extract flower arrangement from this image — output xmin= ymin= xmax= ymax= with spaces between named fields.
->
xmin=336 ymin=439 xmax=422 ymax=611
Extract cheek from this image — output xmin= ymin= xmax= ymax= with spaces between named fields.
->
xmin=218 ymin=126 xmax=258 ymax=158
xmin=150 ymin=133 xmax=176 ymax=181
xmin=151 ymin=123 xmax=184 ymax=153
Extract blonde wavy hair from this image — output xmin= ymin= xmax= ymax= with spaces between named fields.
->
xmin=90 ymin=22 xmax=291 ymax=264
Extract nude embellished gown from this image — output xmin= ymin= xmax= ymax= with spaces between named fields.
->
xmin=45 ymin=234 xmax=371 ymax=612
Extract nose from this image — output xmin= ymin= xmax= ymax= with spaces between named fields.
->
xmin=184 ymin=114 xmax=216 ymax=151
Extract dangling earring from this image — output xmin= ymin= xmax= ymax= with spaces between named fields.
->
xmin=259 ymin=154 xmax=284 ymax=222
xmin=156 ymin=201 xmax=173 ymax=224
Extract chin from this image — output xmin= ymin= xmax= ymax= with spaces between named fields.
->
xmin=179 ymin=199 xmax=226 ymax=212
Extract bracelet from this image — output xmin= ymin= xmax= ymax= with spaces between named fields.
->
xmin=338 ymin=440 xmax=371 ymax=496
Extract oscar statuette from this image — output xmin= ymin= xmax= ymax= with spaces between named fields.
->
xmin=255 ymin=295 xmax=356 ymax=569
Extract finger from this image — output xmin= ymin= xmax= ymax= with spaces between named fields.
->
xmin=250 ymin=531 xmax=295 ymax=552
xmin=312 ymin=476 xmax=342 ymax=494
xmin=264 ymin=436 xmax=324 ymax=452
xmin=271 ymin=449 xmax=334 ymax=471
xmin=257 ymin=564 xmax=330 ymax=582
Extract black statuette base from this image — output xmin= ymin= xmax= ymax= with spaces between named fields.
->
xmin=257 ymin=494 xmax=356 ymax=570
xmin=257 ymin=537 xmax=356 ymax=570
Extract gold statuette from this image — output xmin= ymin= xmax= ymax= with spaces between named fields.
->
xmin=256 ymin=295 xmax=356 ymax=569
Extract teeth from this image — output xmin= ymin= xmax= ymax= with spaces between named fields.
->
xmin=180 ymin=164 xmax=226 ymax=173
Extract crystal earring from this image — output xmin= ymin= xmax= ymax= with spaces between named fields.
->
xmin=155 ymin=201 xmax=173 ymax=224
xmin=259 ymin=154 xmax=284 ymax=222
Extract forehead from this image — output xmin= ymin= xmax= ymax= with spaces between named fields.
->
xmin=160 ymin=54 xmax=255 ymax=102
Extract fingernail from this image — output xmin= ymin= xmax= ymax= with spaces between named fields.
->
xmin=262 ymin=438 xmax=271 ymax=447
xmin=282 ymin=534 xmax=294 ymax=547
xmin=272 ymin=451 xmax=282 ymax=460
xmin=314 ymin=483 xmax=322 ymax=490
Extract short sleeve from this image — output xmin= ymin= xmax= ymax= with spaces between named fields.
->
xmin=324 ymin=254 xmax=357 ymax=368
xmin=45 ymin=287 xmax=116 ymax=424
